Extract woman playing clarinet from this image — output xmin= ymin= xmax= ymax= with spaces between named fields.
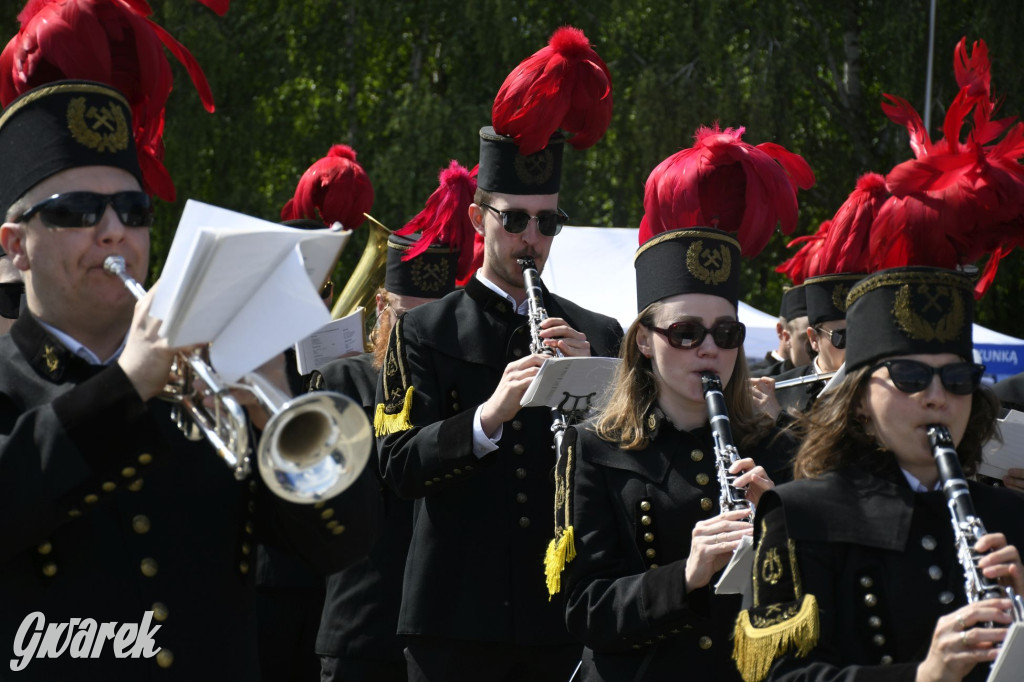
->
xmin=549 ymin=125 xmax=813 ymax=681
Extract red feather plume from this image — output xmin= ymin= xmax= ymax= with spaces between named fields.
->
xmin=638 ymin=124 xmax=815 ymax=257
xmin=869 ymin=37 xmax=1024 ymax=298
xmin=0 ymin=0 xmax=224 ymax=202
xmin=817 ymin=172 xmax=889 ymax=274
xmin=280 ymin=145 xmax=374 ymax=231
xmin=395 ymin=160 xmax=480 ymax=285
xmin=776 ymin=220 xmax=830 ymax=285
xmin=491 ymin=26 xmax=613 ymax=155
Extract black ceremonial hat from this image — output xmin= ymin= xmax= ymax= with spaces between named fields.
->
xmin=0 ymin=81 xmax=142 ymax=213
xmin=779 ymin=285 xmax=806 ymax=321
xmin=385 ymin=229 xmax=458 ymax=299
xmin=477 ymin=127 xmax=564 ymax=196
xmin=844 ymin=266 xmax=974 ymax=372
xmin=634 ymin=228 xmax=741 ymax=312
xmin=803 ymin=273 xmax=863 ymax=326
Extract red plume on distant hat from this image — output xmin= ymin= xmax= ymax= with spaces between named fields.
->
xmin=281 ymin=144 xmax=374 ymax=230
xmin=0 ymin=0 xmax=225 ymax=202
xmin=394 ymin=160 xmax=480 ymax=285
xmin=776 ymin=220 xmax=829 ymax=285
xmin=491 ymin=26 xmax=613 ymax=155
xmin=776 ymin=172 xmax=888 ymax=283
xmin=639 ymin=124 xmax=815 ymax=257
xmin=869 ymin=37 xmax=1024 ymax=298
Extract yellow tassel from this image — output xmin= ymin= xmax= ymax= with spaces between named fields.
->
xmin=373 ymin=387 xmax=415 ymax=437
xmin=543 ymin=525 xmax=576 ymax=599
xmin=732 ymin=594 xmax=820 ymax=682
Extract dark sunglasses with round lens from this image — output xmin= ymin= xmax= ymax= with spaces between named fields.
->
xmin=648 ymin=320 xmax=746 ymax=350
xmin=479 ymin=202 xmax=568 ymax=237
xmin=16 ymin=191 xmax=154 ymax=229
xmin=870 ymin=359 xmax=985 ymax=396
xmin=814 ymin=326 xmax=846 ymax=349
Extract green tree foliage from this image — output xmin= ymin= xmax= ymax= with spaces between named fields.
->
xmin=6 ymin=0 xmax=1024 ymax=332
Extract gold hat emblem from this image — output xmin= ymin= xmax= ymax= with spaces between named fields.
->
xmin=685 ymin=240 xmax=731 ymax=286
xmin=43 ymin=344 xmax=60 ymax=375
xmin=832 ymin=283 xmax=851 ymax=313
xmin=892 ymin=283 xmax=965 ymax=342
xmin=67 ymin=96 xmax=130 ymax=153
xmin=410 ymin=258 xmax=450 ymax=294
xmin=514 ymin=148 xmax=555 ymax=186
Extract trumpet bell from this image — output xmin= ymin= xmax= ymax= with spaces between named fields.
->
xmin=258 ymin=391 xmax=373 ymax=504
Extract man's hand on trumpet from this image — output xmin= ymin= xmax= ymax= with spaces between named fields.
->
xmin=118 ymin=282 xmax=192 ymax=401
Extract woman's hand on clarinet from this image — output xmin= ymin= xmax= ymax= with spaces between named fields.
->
xmin=916 ymin=599 xmax=1014 ymax=682
xmin=730 ymin=458 xmax=775 ymax=507
xmin=684 ymin=508 xmax=752 ymax=593
xmin=975 ymin=533 xmax=1024 ymax=595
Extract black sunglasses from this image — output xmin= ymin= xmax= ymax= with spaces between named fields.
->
xmin=479 ymin=202 xmax=568 ymax=237
xmin=814 ymin=326 xmax=847 ymax=349
xmin=16 ymin=191 xmax=154 ymax=229
xmin=648 ymin=320 xmax=746 ymax=350
xmin=870 ymin=359 xmax=985 ymax=396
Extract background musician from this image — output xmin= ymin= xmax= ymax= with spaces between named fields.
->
xmin=749 ymin=285 xmax=810 ymax=379
xmin=736 ymin=266 xmax=1024 ymax=682
xmin=312 ymin=162 xmax=476 ymax=682
xmin=0 ymin=80 xmax=380 ymax=679
xmin=557 ymin=125 xmax=807 ymax=681
xmin=254 ymin=144 xmax=376 ymax=682
xmin=373 ymin=28 xmax=621 ymax=682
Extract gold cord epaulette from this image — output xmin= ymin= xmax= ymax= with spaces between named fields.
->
xmin=375 ymin=317 xmax=415 ymax=436
xmin=733 ymin=593 xmax=819 ymax=682
xmin=374 ymin=387 xmax=415 ymax=436
xmin=544 ymin=442 xmax=576 ymax=598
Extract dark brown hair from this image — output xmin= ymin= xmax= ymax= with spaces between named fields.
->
xmin=793 ymin=364 xmax=1000 ymax=479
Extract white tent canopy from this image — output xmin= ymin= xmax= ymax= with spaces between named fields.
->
xmin=544 ymin=226 xmax=1024 ymax=382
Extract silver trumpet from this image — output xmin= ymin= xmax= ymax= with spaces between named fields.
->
xmin=104 ymin=255 xmax=371 ymax=504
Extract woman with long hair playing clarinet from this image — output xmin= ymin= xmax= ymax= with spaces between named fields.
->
xmin=734 ymin=264 xmax=1024 ymax=682
xmin=734 ymin=39 xmax=1024 ymax=682
xmin=546 ymin=126 xmax=814 ymax=681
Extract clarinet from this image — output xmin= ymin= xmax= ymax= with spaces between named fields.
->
xmin=518 ymin=258 xmax=569 ymax=460
xmin=928 ymin=424 xmax=1024 ymax=621
xmin=701 ymin=372 xmax=753 ymax=520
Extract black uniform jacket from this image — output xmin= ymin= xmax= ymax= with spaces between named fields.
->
xmin=563 ymin=407 xmax=796 ymax=682
xmin=750 ymin=352 xmax=791 ymax=379
xmin=992 ymin=372 xmax=1024 ymax=412
xmin=749 ymin=462 xmax=1024 ymax=682
xmin=0 ymin=314 xmax=381 ymax=680
xmin=772 ymin=363 xmax=825 ymax=418
xmin=375 ymin=276 xmax=623 ymax=645
xmin=313 ymin=352 xmax=411 ymax=662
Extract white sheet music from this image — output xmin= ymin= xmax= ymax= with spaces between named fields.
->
xmin=714 ymin=534 xmax=754 ymax=600
xmin=519 ymin=356 xmax=619 ymax=412
xmin=293 ymin=308 xmax=366 ymax=375
xmin=980 ymin=410 xmax=1024 ymax=480
xmin=150 ymin=200 xmax=350 ymax=382
xmin=988 ymin=622 xmax=1024 ymax=681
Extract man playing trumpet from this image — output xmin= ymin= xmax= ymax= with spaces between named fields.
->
xmin=0 ymin=80 xmax=379 ymax=680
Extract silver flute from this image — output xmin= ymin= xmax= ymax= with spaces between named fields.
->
xmin=702 ymin=372 xmax=753 ymax=520
xmin=928 ymin=424 xmax=1024 ymax=620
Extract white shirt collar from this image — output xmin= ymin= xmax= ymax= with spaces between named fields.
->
xmin=475 ymin=272 xmax=530 ymax=316
xmin=36 ymin=318 xmax=126 ymax=366
xmin=901 ymin=467 xmax=940 ymax=492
